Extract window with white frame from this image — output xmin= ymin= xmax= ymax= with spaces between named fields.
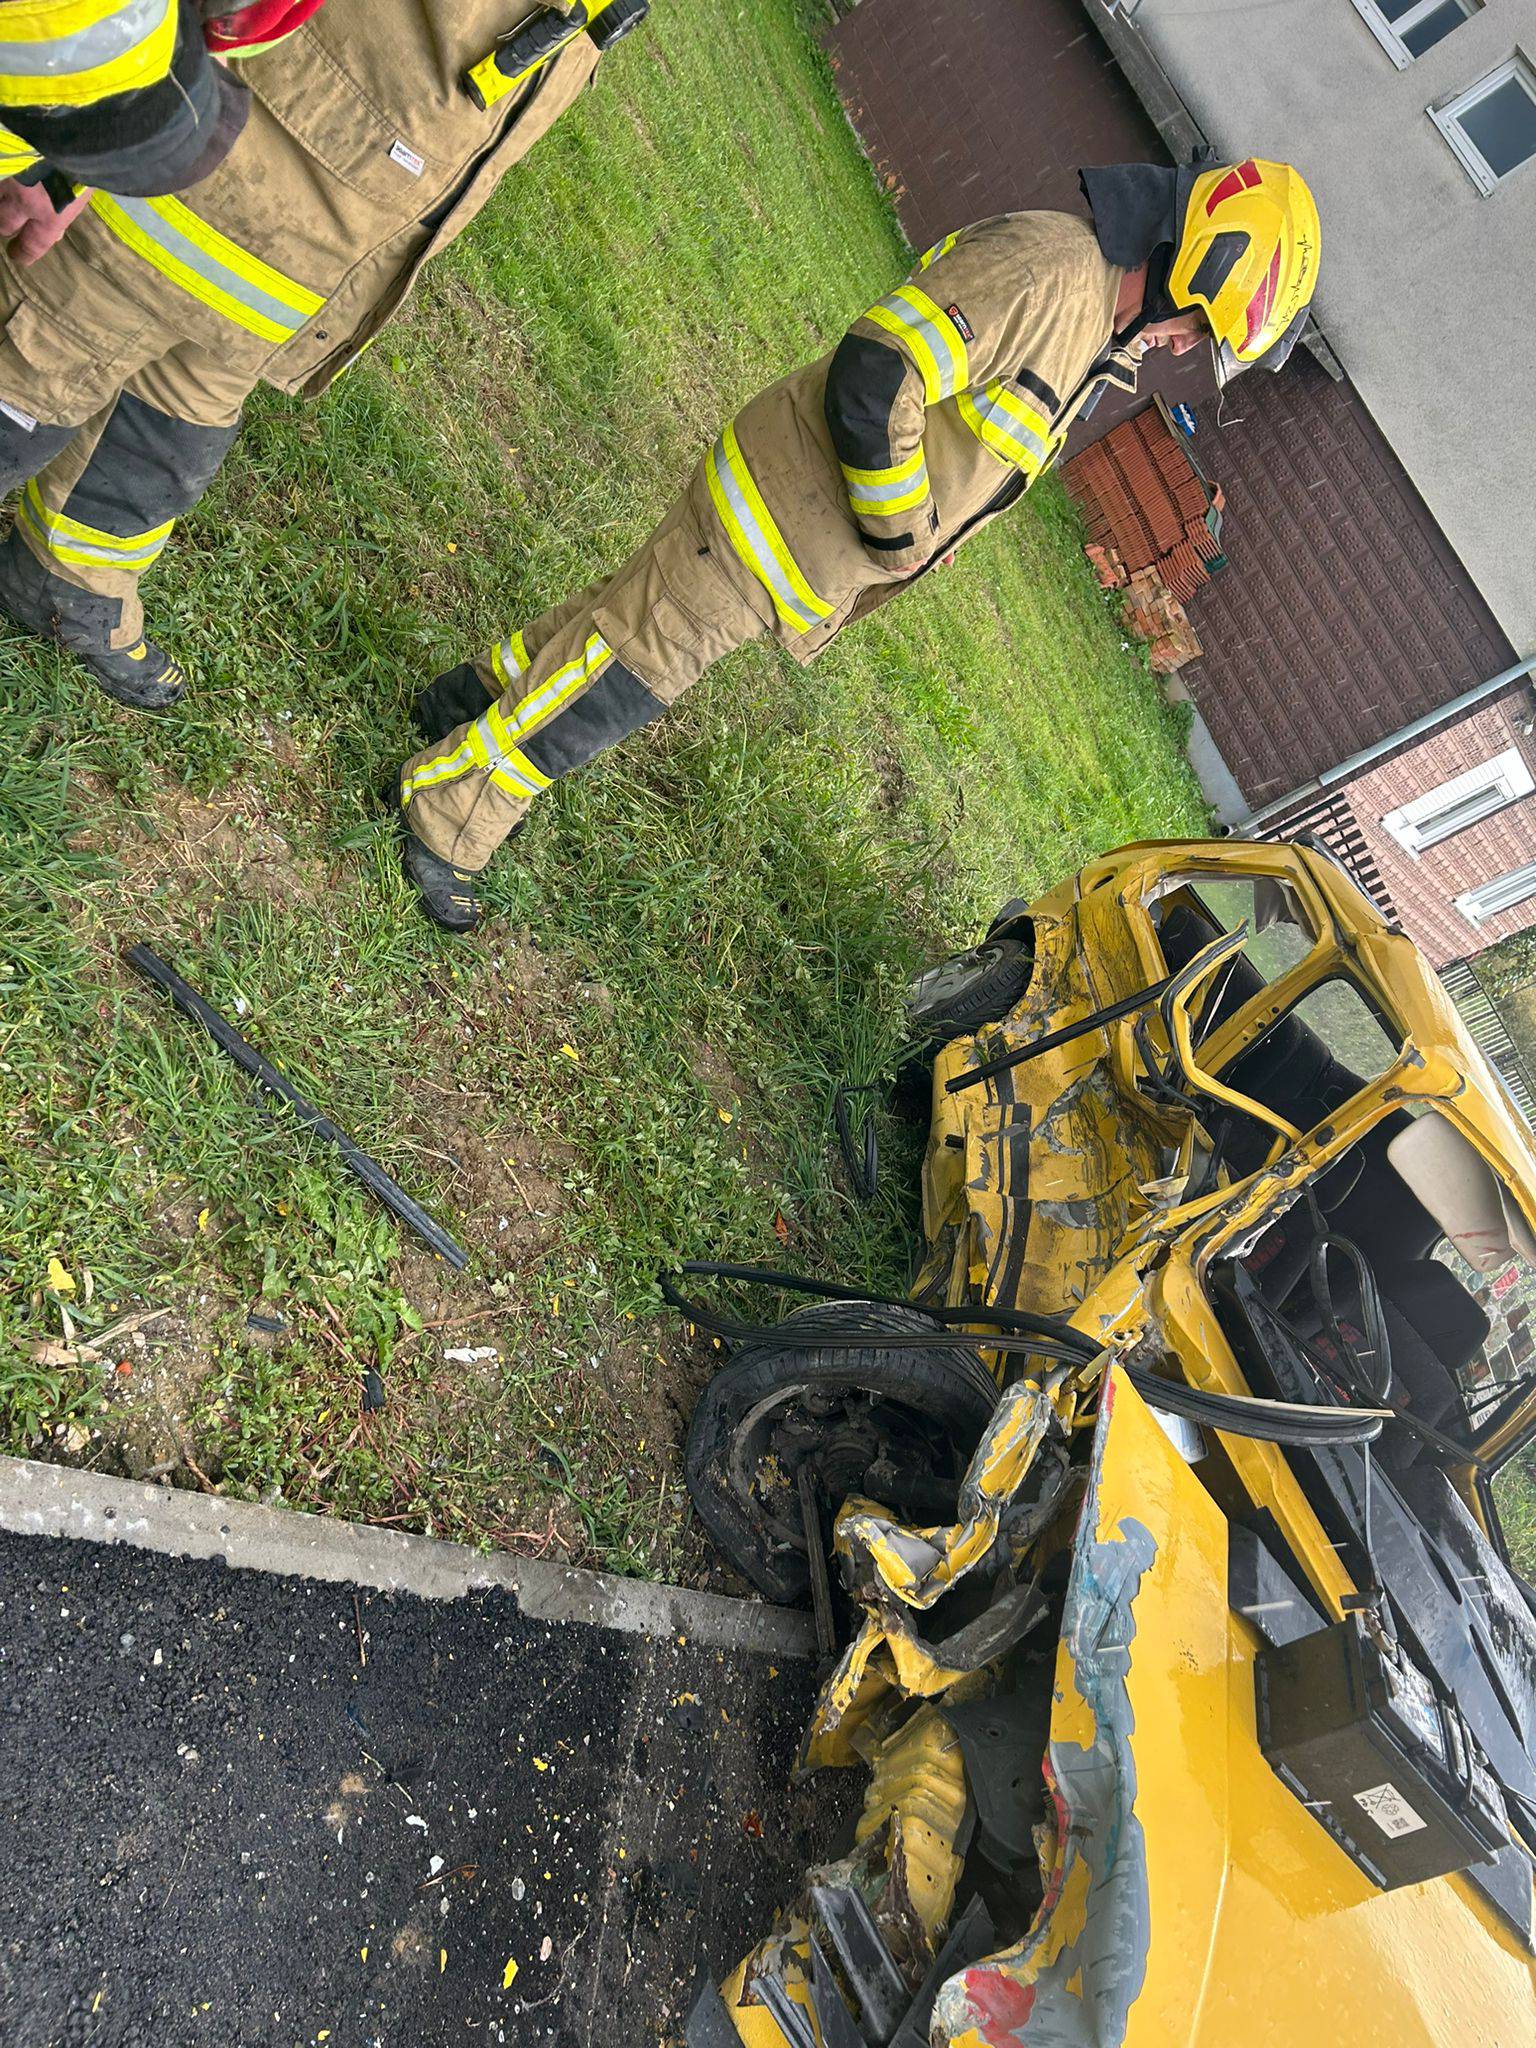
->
xmin=1381 ymin=747 xmax=1536 ymax=854
xmin=1457 ymin=860 xmax=1536 ymax=923
xmin=1351 ymin=0 xmax=1480 ymax=68
xmin=1431 ymin=56 xmax=1536 ymax=193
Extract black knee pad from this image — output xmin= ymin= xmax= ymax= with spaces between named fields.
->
xmin=66 ymin=393 xmax=241 ymax=532
xmin=0 ymin=410 xmax=76 ymax=494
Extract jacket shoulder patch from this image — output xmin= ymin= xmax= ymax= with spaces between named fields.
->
xmin=946 ymin=303 xmax=975 ymax=344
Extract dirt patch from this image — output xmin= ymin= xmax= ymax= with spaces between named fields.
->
xmin=25 ymin=1285 xmax=230 ymax=1485
xmin=71 ymin=764 xmax=337 ymax=915
xmin=393 ymin=1100 xmax=570 ymax=1272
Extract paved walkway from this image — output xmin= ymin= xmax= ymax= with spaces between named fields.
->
xmin=0 ymin=1461 xmax=834 ymax=2048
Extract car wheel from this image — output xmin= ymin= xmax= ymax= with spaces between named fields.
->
xmin=904 ymin=938 xmax=1033 ymax=1044
xmin=684 ymin=1302 xmax=998 ymax=1606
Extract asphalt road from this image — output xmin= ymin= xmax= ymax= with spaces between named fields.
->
xmin=0 ymin=1528 xmax=841 ymax=2048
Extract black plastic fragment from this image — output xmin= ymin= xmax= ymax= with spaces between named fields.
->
xmin=125 ymin=944 xmax=468 ymax=1270
xmin=888 ymin=1895 xmax=998 ymax=2048
xmin=938 ymin=1692 xmax=1052 ymax=1870
xmin=1228 ymin=1520 xmax=1327 ymax=1649
xmin=684 ymin=1978 xmax=742 ymax=2048
xmin=807 ymin=1935 xmax=875 ymax=2048
xmin=809 ymin=1882 xmax=908 ymax=2043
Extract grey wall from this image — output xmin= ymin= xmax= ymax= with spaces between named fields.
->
xmin=1128 ymin=0 xmax=1536 ymax=656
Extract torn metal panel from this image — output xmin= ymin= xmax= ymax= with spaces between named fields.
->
xmin=834 ymin=1384 xmax=1062 ymax=1610
xmin=931 ymin=1369 xmax=1153 ymax=2046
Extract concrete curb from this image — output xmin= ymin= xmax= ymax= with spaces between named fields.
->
xmin=0 ymin=1455 xmax=817 ymax=1660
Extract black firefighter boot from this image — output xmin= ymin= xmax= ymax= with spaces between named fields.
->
xmin=399 ymin=823 xmax=483 ymax=935
xmin=0 ymin=529 xmax=186 ymax=709
xmin=387 ymin=780 xmax=491 ymax=936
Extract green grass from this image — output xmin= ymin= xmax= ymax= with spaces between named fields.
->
xmin=1495 ymin=1455 xmax=1536 ymax=1580
xmin=0 ymin=0 xmax=1203 ymax=1578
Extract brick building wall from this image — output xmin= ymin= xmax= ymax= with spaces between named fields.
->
xmin=1346 ymin=693 xmax=1536 ymax=968
xmin=824 ymin=0 xmax=1518 ymax=821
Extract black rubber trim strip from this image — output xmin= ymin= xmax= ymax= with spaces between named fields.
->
xmin=945 ymin=972 xmax=1177 ymax=1093
xmin=125 ymin=944 xmax=468 ymax=1270
xmin=860 ymin=529 xmax=916 ymax=552
xmin=662 ymin=1283 xmax=1090 ymax=1365
xmin=668 ymin=1264 xmax=1388 ymax=1444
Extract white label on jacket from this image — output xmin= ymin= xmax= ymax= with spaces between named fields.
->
xmin=389 ymin=140 xmax=425 ymax=177
xmin=0 ymin=400 xmax=37 ymax=432
xmin=1353 ymin=1783 xmax=1428 ymax=1840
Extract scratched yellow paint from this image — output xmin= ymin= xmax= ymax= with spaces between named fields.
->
xmin=1088 ymin=1372 xmax=1536 ymax=2045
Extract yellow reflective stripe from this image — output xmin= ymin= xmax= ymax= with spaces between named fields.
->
xmin=402 ymin=738 xmax=475 ymax=801
xmin=490 ymin=628 xmax=531 ymax=693
xmin=839 ymin=447 xmax=926 ymax=489
xmin=401 ymin=718 xmax=545 ymax=806
xmin=22 ymin=481 xmax=171 ymax=553
xmin=841 ymin=451 xmax=930 ymax=519
xmin=0 ymin=122 xmax=40 ymax=172
xmin=917 ymin=232 xmax=959 ymax=271
xmin=18 ymin=483 xmax=172 ymax=570
xmin=706 ymin=420 xmax=833 ymax=636
xmin=404 ymin=634 xmax=611 ymax=804
xmin=482 ymin=704 xmax=553 ymax=796
xmin=987 ymin=381 xmax=1053 ymax=447
xmin=957 ymin=380 xmax=1057 ymax=480
xmin=496 ymin=631 xmax=612 ymax=742
xmin=864 ymin=286 xmax=968 ymax=405
xmin=0 ymin=0 xmax=174 ymax=109
xmin=87 ymin=189 xmax=326 ymax=345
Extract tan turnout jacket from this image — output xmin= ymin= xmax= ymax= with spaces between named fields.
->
xmin=5 ymin=0 xmax=599 ymax=421
xmin=714 ymin=210 xmax=1132 ymax=665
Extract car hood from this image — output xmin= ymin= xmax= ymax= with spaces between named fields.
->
xmin=930 ymin=1369 xmax=1536 ymax=2047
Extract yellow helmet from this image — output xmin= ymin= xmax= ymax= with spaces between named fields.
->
xmin=1170 ymin=158 xmax=1321 ymax=376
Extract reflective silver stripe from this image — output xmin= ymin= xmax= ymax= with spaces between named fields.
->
xmin=871 ymin=290 xmax=965 ymax=398
xmin=470 ymin=711 xmax=544 ymax=799
xmin=967 ymin=384 xmax=1049 ymax=465
xmin=499 ymin=632 xmax=611 ymax=739
xmin=18 ymin=484 xmax=171 ymax=568
xmin=845 ymin=462 xmax=927 ymax=507
xmin=24 ymin=523 xmax=167 ymax=568
xmin=707 ymin=438 xmax=824 ymax=634
xmin=0 ymin=0 xmax=169 ymax=78
xmin=98 ymin=193 xmax=320 ymax=337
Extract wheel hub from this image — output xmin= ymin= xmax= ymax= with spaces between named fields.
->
xmin=729 ymin=1382 xmax=957 ymax=1552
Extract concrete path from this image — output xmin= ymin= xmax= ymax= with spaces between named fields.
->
xmin=0 ymin=1460 xmax=837 ymax=2048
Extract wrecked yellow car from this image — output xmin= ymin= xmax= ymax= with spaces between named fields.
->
xmin=679 ymin=838 xmax=1536 ymax=2047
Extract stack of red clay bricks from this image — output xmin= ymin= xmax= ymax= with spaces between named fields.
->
xmin=1061 ymin=402 xmax=1224 ymax=673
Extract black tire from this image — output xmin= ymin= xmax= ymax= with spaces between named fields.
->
xmin=684 ymin=1302 xmax=999 ymax=1605
xmin=904 ymin=938 xmax=1033 ymax=1045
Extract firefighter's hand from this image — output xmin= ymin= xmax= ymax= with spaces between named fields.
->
xmin=904 ymin=550 xmax=955 ymax=579
xmin=0 ymin=179 xmax=91 ymax=265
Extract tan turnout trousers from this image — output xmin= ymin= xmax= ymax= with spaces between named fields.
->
xmin=401 ymin=461 xmax=797 ymax=869
xmin=400 ymin=211 xmax=1136 ymax=872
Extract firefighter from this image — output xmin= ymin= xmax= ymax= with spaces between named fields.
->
xmin=394 ymin=155 xmax=1321 ymax=932
xmin=0 ymin=0 xmax=649 ymax=709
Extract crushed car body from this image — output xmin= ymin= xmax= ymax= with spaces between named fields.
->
xmin=682 ymin=839 xmax=1536 ymax=2047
